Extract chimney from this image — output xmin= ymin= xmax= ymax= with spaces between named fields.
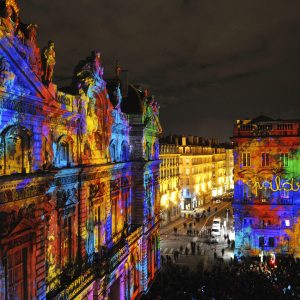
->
xmin=188 ymin=135 xmax=194 ymax=145
xmin=120 ymin=70 xmax=129 ymax=98
xmin=175 ymin=136 xmax=179 ymax=146
xmin=194 ymin=136 xmax=199 ymax=145
xmin=182 ymin=136 xmax=186 ymax=146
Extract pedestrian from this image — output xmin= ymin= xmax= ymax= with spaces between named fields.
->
xmin=224 ymin=234 xmax=227 ymax=240
xmin=227 ymin=238 xmax=231 ymax=247
xmin=197 ymin=244 xmax=200 ymax=254
xmin=222 ymin=248 xmax=225 ymax=257
xmin=214 ymin=250 xmax=217 ymax=260
xmin=180 ymin=245 xmax=183 ymax=253
xmin=185 ymin=247 xmax=189 ymax=255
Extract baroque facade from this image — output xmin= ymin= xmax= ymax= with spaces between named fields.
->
xmin=0 ymin=1 xmax=161 ymax=299
xmin=232 ymin=116 xmax=300 ymax=258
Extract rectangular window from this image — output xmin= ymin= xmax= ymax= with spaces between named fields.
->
xmin=94 ymin=205 xmax=101 ymax=252
xmin=261 ymin=153 xmax=270 ymax=167
xmin=259 ymin=236 xmax=264 ymax=248
xmin=242 ymin=152 xmax=250 ymax=167
xmin=268 ymin=237 xmax=275 ymax=247
xmin=6 ymin=248 xmax=27 ymax=300
xmin=62 ymin=216 xmax=73 ymax=267
xmin=186 ymin=168 xmax=190 ymax=175
xmin=186 ymin=178 xmax=190 ymax=185
xmin=280 ymin=153 xmax=289 ymax=167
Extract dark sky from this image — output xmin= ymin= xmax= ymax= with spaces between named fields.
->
xmin=18 ymin=0 xmax=300 ymax=141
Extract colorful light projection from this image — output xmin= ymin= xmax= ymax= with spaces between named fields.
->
xmin=233 ymin=125 xmax=300 ymax=258
xmin=0 ymin=1 xmax=161 ymax=298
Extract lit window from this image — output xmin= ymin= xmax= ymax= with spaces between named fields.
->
xmin=285 ymin=219 xmax=290 ymax=227
xmin=280 ymin=153 xmax=289 ymax=167
xmin=261 ymin=153 xmax=270 ymax=167
xmin=241 ymin=152 xmax=250 ymax=167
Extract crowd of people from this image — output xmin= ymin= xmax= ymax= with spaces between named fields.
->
xmin=142 ymin=255 xmax=300 ymax=300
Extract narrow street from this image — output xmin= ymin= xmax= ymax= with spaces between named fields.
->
xmin=160 ymin=201 xmax=234 ymax=271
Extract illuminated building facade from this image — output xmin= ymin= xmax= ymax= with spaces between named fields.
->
xmin=0 ymin=1 xmax=161 ymax=299
xmin=212 ymin=147 xmax=227 ymax=198
xmin=232 ymin=116 xmax=300 ymax=257
xmin=159 ymin=137 xmax=180 ymax=226
xmin=225 ymin=148 xmax=234 ymax=191
xmin=161 ymin=135 xmax=233 ymax=211
xmin=177 ymin=136 xmax=212 ymax=209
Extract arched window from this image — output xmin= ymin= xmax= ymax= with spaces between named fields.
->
xmin=121 ymin=142 xmax=129 ymax=162
xmin=56 ymin=135 xmax=73 ymax=167
xmin=109 ymin=142 xmax=116 ymax=162
xmin=0 ymin=125 xmax=31 ymax=175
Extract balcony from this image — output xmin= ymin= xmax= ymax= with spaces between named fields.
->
xmin=233 ymin=197 xmax=293 ymax=205
xmin=47 ymin=226 xmax=143 ymax=299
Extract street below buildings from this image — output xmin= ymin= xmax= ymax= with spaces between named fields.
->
xmin=160 ymin=200 xmax=234 ymax=271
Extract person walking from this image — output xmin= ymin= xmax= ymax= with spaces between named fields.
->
xmin=222 ymin=248 xmax=225 ymax=257
xmin=185 ymin=247 xmax=189 ymax=255
xmin=227 ymin=238 xmax=231 ymax=248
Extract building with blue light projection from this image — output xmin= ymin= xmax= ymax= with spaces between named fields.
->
xmin=232 ymin=115 xmax=300 ymax=259
xmin=0 ymin=1 xmax=161 ymax=299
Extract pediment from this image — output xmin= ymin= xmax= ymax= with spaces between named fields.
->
xmin=0 ymin=34 xmax=55 ymax=102
xmin=7 ymin=217 xmax=35 ymax=238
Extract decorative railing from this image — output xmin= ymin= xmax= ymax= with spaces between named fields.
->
xmin=126 ymin=226 xmax=143 ymax=246
xmin=234 ymin=197 xmax=293 ymax=205
xmin=46 ymin=255 xmax=99 ymax=300
xmin=47 ymin=228 xmax=144 ymax=299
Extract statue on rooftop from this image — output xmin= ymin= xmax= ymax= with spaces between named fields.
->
xmin=26 ymin=23 xmax=43 ymax=79
xmin=43 ymin=40 xmax=56 ymax=84
xmin=0 ymin=3 xmax=17 ymax=36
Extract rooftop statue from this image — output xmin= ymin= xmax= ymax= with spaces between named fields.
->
xmin=26 ymin=23 xmax=43 ymax=79
xmin=43 ymin=40 xmax=56 ymax=84
xmin=76 ymin=51 xmax=105 ymax=100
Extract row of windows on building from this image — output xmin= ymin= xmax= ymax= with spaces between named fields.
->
xmin=181 ymin=167 xmax=212 ymax=175
xmin=160 ymin=157 xmax=179 ymax=166
xmin=241 ymin=152 xmax=289 ymax=167
xmin=160 ymin=168 xmax=179 ymax=178
xmin=183 ymin=157 xmax=212 ymax=165
xmin=178 ymin=147 xmax=213 ymax=155
xmin=0 ymin=125 xmax=134 ymax=175
xmin=240 ymin=124 xmax=294 ymax=131
xmin=243 ymin=218 xmax=291 ymax=228
xmin=180 ymin=177 xmax=210 ymax=186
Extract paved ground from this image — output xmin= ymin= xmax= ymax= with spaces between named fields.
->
xmin=160 ymin=201 xmax=234 ymax=271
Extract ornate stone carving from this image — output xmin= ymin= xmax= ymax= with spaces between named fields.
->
xmin=75 ymin=51 xmax=106 ymax=114
xmin=89 ymin=182 xmax=106 ymax=199
xmin=0 ymin=57 xmax=16 ymax=89
xmin=56 ymin=188 xmax=78 ymax=208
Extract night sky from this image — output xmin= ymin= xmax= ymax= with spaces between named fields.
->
xmin=19 ymin=0 xmax=300 ymax=141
